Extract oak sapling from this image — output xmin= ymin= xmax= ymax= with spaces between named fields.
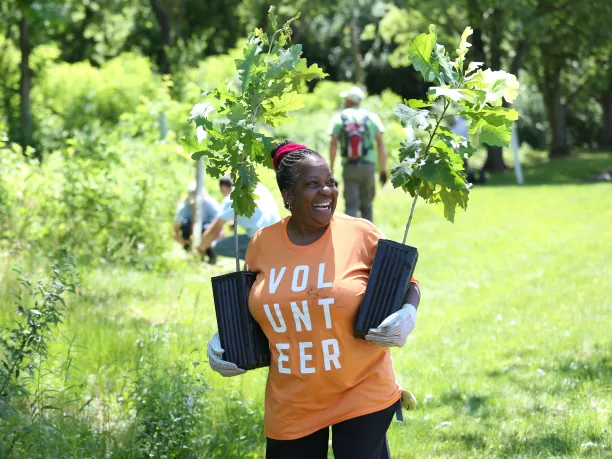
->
xmin=187 ymin=7 xmax=327 ymax=370
xmin=392 ymin=25 xmax=519 ymax=233
xmin=188 ymin=7 xmax=326 ymax=254
xmin=355 ymin=25 xmax=520 ymax=337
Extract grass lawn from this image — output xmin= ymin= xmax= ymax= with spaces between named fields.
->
xmin=1 ymin=152 xmax=611 ymax=457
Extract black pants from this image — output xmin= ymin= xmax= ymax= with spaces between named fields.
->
xmin=179 ymin=219 xmax=210 ymax=250
xmin=266 ymin=401 xmax=398 ymax=459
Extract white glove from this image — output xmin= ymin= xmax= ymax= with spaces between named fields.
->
xmin=207 ymin=332 xmax=246 ymax=377
xmin=365 ymin=304 xmax=417 ymax=348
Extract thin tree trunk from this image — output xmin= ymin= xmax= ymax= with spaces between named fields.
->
xmin=510 ymin=39 xmax=529 ymax=76
xmin=150 ymin=0 xmax=172 ymax=75
xmin=489 ymin=9 xmax=502 ymax=69
xmin=600 ymin=89 xmax=612 ymax=149
xmin=482 ymin=9 xmax=508 ymax=172
xmin=19 ymin=17 xmax=32 ymax=151
xmin=546 ymin=88 xmax=570 ymax=158
xmin=349 ymin=22 xmax=364 ymax=85
xmin=466 ymin=0 xmax=487 ymax=66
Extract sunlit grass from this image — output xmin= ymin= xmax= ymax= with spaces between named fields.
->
xmin=1 ymin=153 xmax=611 ymax=457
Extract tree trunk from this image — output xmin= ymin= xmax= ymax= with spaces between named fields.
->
xmin=150 ymin=0 xmax=172 ymax=75
xmin=510 ymin=39 xmax=529 ymax=76
xmin=482 ymin=146 xmax=507 ymax=171
xmin=466 ymin=0 xmax=487 ymax=66
xmin=546 ymin=90 xmax=570 ymax=158
xmin=481 ymin=9 xmax=508 ymax=172
xmin=349 ymin=21 xmax=364 ymax=85
xmin=489 ymin=9 xmax=502 ymax=69
xmin=600 ymin=89 xmax=612 ymax=149
xmin=19 ymin=17 xmax=32 ymax=151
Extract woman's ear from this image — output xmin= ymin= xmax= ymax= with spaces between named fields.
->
xmin=281 ymin=189 xmax=292 ymax=207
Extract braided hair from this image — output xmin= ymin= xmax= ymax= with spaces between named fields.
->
xmin=271 ymin=140 xmax=324 ymax=209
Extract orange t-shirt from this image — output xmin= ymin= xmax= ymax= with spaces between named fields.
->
xmin=245 ymin=213 xmax=413 ymax=440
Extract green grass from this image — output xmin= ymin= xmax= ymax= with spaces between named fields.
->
xmin=1 ymin=153 xmax=611 ymax=457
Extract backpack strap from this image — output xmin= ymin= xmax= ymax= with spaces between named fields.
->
xmin=361 ymin=112 xmax=373 ymax=152
xmin=339 ymin=111 xmax=354 ymax=158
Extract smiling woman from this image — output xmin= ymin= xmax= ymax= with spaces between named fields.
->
xmin=272 ymin=141 xmax=339 ymax=245
xmin=205 ymin=140 xmax=421 ymax=459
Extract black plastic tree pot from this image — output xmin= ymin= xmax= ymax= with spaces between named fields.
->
xmin=354 ymin=239 xmax=419 ymax=339
xmin=211 ymin=271 xmax=270 ymax=370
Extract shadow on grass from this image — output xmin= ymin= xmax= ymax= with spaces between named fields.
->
xmin=485 ymin=344 xmax=612 ymax=406
xmin=482 ymin=152 xmax=612 ymax=187
xmin=556 ymin=354 xmax=612 ymax=383
xmin=437 ymin=430 xmax=489 ymax=453
xmin=499 ymin=433 xmax=574 ymax=456
xmin=437 ymin=390 xmax=491 ymax=418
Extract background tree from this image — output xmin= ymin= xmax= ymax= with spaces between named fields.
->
xmin=1 ymin=0 xmax=71 ymax=152
xmin=378 ymin=0 xmax=537 ymax=171
xmin=525 ymin=0 xmax=612 ymax=158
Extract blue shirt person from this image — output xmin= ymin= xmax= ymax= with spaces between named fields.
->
xmin=197 ymin=177 xmax=280 ymax=261
xmin=172 ymin=181 xmax=221 ymax=253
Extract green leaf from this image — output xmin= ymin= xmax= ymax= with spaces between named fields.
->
xmin=268 ymin=5 xmax=278 ymax=32
xmin=465 ymin=107 xmax=518 ymax=146
xmin=454 ymin=27 xmax=473 ymax=73
xmin=428 ymin=87 xmax=464 ymax=102
xmin=466 ymin=69 xmax=520 ymax=104
xmin=465 ymin=61 xmax=483 ymax=76
xmin=408 ymin=25 xmax=438 ymax=82
xmin=406 ymin=99 xmax=433 ymax=109
xmin=474 ymin=121 xmax=512 ymax=146
xmin=458 ymin=89 xmax=487 ymax=107
xmin=261 ymin=93 xmax=305 ymax=126
xmin=393 ymin=104 xmax=430 ymax=130
xmin=191 ymin=150 xmax=206 ymax=161
xmin=226 ymin=103 xmax=247 ymax=124
xmin=439 ymin=185 xmax=469 ymax=222
xmin=398 ymin=139 xmax=423 ymax=161
xmin=231 ymin=165 xmax=258 ymax=217
xmin=433 ymin=44 xmax=458 ymax=85
xmin=266 ymin=45 xmax=302 ymax=79
xmin=236 ymin=43 xmax=263 ymax=94
xmin=391 ymin=161 xmax=419 ymax=195
xmin=288 ymin=60 xmax=328 ymax=88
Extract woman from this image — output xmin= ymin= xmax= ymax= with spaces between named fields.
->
xmin=207 ymin=141 xmax=421 ymax=459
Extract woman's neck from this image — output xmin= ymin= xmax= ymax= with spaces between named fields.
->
xmin=286 ymin=217 xmax=330 ymax=246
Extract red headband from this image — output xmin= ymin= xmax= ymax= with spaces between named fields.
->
xmin=272 ymin=143 xmax=308 ymax=169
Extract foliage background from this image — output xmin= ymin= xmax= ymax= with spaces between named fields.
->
xmin=0 ymin=0 xmax=611 ymax=457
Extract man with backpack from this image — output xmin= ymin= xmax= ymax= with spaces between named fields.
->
xmin=328 ymin=86 xmax=387 ymax=223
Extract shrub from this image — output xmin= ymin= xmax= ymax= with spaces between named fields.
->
xmin=0 ymin=99 xmax=191 ymax=269
xmin=36 ymin=53 xmax=163 ymax=130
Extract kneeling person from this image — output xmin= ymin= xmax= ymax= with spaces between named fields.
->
xmin=197 ymin=176 xmax=280 ymax=260
xmin=172 ymin=181 xmax=222 ymax=262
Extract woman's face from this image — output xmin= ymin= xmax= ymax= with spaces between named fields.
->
xmin=285 ymin=156 xmax=338 ymax=228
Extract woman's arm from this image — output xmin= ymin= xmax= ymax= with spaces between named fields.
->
xmin=403 ymin=281 xmax=420 ymax=309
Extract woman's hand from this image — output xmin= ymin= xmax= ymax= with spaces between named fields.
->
xmin=365 ymin=304 xmax=417 ymax=348
xmin=207 ymin=332 xmax=246 ymax=377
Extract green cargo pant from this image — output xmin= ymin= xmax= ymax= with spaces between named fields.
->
xmin=212 ymin=234 xmax=251 ymax=260
xmin=342 ymin=161 xmax=376 ymax=222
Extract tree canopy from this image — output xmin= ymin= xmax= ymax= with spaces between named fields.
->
xmin=1 ymin=0 xmax=611 ymax=164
